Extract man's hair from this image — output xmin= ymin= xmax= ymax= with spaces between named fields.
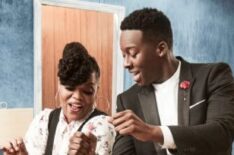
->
xmin=121 ymin=8 xmax=173 ymax=49
xmin=58 ymin=42 xmax=100 ymax=86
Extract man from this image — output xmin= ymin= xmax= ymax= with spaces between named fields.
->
xmin=109 ymin=8 xmax=234 ymax=155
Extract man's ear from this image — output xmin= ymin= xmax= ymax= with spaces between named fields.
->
xmin=156 ymin=41 xmax=168 ymax=57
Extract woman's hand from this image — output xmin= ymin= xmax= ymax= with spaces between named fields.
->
xmin=1 ymin=138 xmax=28 ymax=155
xmin=68 ymin=132 xmax=97 ymax=155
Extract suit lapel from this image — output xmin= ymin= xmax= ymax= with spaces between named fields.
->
xmin=138 ymin=85 xmax=165 ymax=153
xmin=177 ymin=57 xmax=194 ymax=126
xmin=138 ymin=85 xmax=161 ymax=125
xmin=137 ymin=58 xmax=195 ymax=126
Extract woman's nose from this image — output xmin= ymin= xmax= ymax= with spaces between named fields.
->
xmin=72 ymin=90 xmax=82 ymax=100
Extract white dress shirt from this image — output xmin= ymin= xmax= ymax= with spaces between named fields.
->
xmin=153 ymin=61 xmax=181 ymax=153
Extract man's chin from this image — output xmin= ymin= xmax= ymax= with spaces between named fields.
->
xmin=135 ymin=79 xmax=152 ymax=86
xmin=135 ymin=79 xmax=145 ymax=86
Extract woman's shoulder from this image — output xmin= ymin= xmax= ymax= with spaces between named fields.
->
xmin=82 ymin=114 xmax=115 ymax=135
xmin=33 ymin=108 xmax=54 ymax=123
xmin=87 ymin=115 xmax=111 ymax=127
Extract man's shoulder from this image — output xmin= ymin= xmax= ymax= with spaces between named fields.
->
xmin=189 ymin=62 xmax=232 ymax=74
xmin=178 ymin=56 xmax=231 ymax=69
xmin=179 ymin=57 xmax=232 ymax=74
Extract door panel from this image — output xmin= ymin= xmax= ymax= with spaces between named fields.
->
xmin=42 ymin=5 xmax=113 ymax=114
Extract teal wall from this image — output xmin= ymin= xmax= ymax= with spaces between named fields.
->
xmin=0 ymin=0 xmax=234 ymax=107
xmin=83 ymin=0 xmax=234 ymax=89
xmin=0 ymin=0 xmax=33 ymax=108
xmin=0 ymin=0 xmax=234 ymax=154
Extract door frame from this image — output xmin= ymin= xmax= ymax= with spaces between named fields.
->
xmin=33 ymin=0 xmax=125 ymax=115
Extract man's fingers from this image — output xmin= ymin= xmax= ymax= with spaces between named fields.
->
xmin=112 ymin=110 xmax=132 ymax=119
xmin=111 ymin=110 xmax=138 ymax=127
xmin=114 ymin=118 xmax=136 ymax=132
xmin=106 ymin=116 xmax=113 ymax=123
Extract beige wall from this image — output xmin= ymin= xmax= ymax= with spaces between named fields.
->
xmin=0 ymin=108 xmax=33 ymax=146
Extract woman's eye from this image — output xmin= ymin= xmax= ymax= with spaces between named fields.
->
xmin=83 ymin=91 xmax=94 ymax=95
xmin=65 ymin=86 xmax=75 ymax=91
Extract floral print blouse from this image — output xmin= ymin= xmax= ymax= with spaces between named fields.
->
xmin=24 ymin=109 xmax=116 ymax=155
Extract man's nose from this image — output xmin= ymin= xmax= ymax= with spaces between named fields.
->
xmin=123 ymin=56 xmax=131 ymax=69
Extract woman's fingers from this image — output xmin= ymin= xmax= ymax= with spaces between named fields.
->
xmin=1 ymin=138 xmax=27 ymax=155
xmin=68 ymin=132 xmax=94 ymax=155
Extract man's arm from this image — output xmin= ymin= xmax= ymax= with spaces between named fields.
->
xmin=170 ymin=63 xmax=234 ymax=154
xmin=112 ymin=96 xmax=137 ymax=155
xmin=111 ymin=63 xmax=234 ymax=154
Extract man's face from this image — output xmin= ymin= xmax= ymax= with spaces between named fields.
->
xmin=120 ymin=30 xmax=163 ymax=86
xmin=59 ymin=72 xmax=99 ymax=123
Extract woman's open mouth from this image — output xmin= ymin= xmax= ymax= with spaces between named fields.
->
xmin=68 ymin=103 xmax=83 ymax=112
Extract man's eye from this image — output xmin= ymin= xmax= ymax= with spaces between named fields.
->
xmin=129 ymin=50 xmax=138 ymax=58
xmin=131 ymin=52 xmax=137 ymax=58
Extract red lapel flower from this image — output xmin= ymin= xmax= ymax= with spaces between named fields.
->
xmin=180 ymin=80 xmax=190 ymax=90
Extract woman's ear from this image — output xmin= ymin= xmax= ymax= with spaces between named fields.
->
xmin=156 ymin=41 xmax=168 ymax=57
xmin=55 ymin=84 xmax=62 ymax=107
xmin=96 ymin=85 xmax=100 ymax=97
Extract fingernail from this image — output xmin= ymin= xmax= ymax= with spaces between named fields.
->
xmin=106 ymin=116 xmax=113 ymax=122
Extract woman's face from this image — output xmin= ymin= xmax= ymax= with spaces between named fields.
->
xmin=59 ymin=72 xmax=99 ymax=123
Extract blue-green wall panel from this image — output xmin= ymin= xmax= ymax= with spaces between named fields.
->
xmin=0 ymin=0 xmax=33 ymax=108
xmin=1 ymin=0 xmax=233 ymax=106
xmin=84 ymin=0 xmax=234 ymax=89
xmin=0 ymin=0 xmax=234 ymax=154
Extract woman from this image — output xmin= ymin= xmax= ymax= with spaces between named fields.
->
xmin=1 ymin=42 xmax=116 ymax=155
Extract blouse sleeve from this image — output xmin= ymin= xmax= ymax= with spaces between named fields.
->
xmin=24 ymin=109 xmax=52 ymax=155
xmin=82 ymin=115 xmax=116 ymax=155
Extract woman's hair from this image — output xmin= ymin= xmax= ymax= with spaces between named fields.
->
xmin=120 ymin=8 xmax=173 ymax=49
xmin=58 ymin=42 xmax=100 ymax=86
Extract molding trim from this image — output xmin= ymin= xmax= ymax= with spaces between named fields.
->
xmin=33 ymin=0 xmax=125 ymax=115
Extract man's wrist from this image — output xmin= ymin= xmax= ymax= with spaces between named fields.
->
xmin=148 ymin=125 xmax=164 ymax=144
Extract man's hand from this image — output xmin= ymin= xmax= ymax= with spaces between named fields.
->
xmin=68 ymin=132 xmax=97 ymax=155
xmin=1 ymin=138 xmax=28 ymax=155
xmin=109 ymin=110 xmax=163 ymax=144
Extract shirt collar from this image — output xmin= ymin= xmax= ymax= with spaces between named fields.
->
xmin=153 ymin=61 xmax=181 ymax=91
xmin=59 ymin=107 xmax=95 ymax=125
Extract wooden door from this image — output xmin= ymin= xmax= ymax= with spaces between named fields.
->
xmin=42 ymin=5 xmax=113 ymax=114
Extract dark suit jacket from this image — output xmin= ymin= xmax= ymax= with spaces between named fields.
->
xmin=112 ymin=57 xmax=234 ymax=155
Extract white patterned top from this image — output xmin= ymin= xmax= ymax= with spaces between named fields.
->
xmin=24 ymin=108 xmax=116 ymax=155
